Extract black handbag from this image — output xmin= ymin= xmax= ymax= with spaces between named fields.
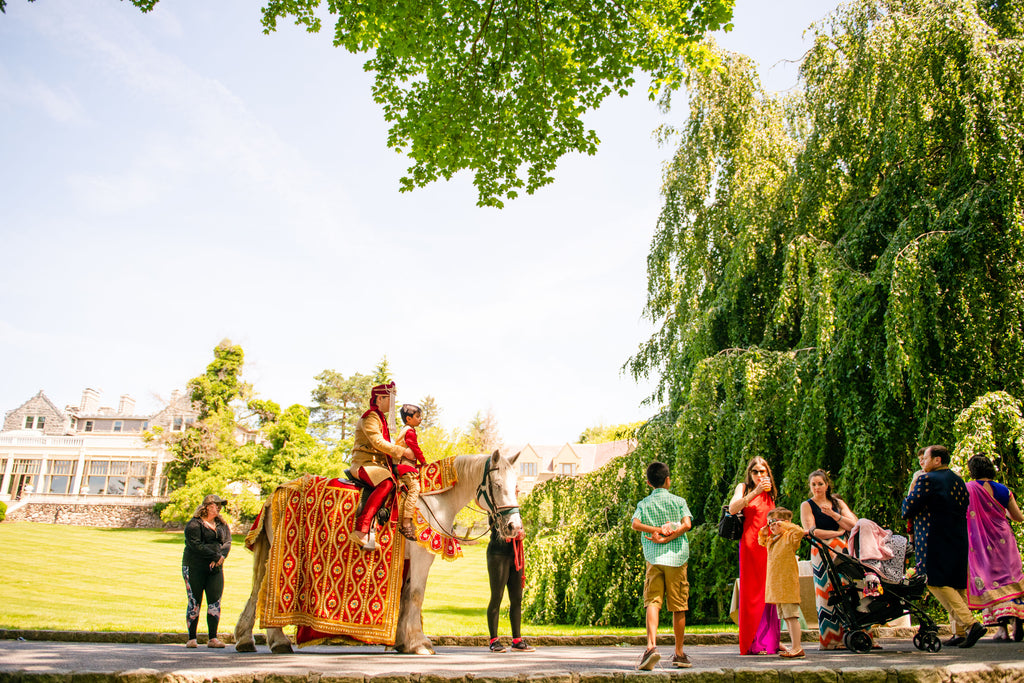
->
xmin=717 ymin=505 xmax=744 ymax=540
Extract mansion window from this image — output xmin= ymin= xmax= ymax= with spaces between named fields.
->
xmin=113 ymin=421 xmax=123 ymax=433
xmin=23 ymin=415 xmax=46 ymax=429
xmin=173 ymin=417 xmax=183 ymax=431
xmin=84 ymin=460 xmax=153 ymax=496
xmin=84 ymin=421 xmax=94 ymax=432
xmin=560 ymin=463 xmax=576 ymax=476
xmin=44 ymin=460 xmax=77 ymax=495
xmin=520 ymin=462 xmax=538 ymax=477
xmin=5 ymin=458 xmax=41 ymax=495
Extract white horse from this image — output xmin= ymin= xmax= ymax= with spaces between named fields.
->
xmin=234 ymin=450 xmax=522 ymax=655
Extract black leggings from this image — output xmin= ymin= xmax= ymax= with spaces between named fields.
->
xmin=486 ymin=552 xmax=523 ymax=640
xmin=183 ymin=563 xmax=224 ymax=640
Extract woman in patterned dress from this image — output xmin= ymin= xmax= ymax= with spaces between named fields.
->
xmin=729 ymin=456 xmax=780 ymax=655
xmin=800 ymin=469 xmax=857 ymax=650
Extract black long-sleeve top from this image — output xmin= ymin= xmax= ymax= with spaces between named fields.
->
xmin=182 ymin=515 xmax=232 ymax=567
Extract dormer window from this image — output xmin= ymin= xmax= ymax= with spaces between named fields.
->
xmin=560 ymin=463 xmax=576 ymax=476
xmin=113 ymin=421 xmax=123 ymax=433
xmin=23 ymin=416 xmax=45 ymax=429
xmin=84 ymin=421 xmax=94 ymax=432
xmin=173 ymin=417 xmax=184 ymax=431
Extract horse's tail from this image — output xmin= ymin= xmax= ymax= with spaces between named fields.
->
xmin=234 ymin=496 xmax=272 ymax=650
xmin=251 ymin=497 xmax=271 ymax=588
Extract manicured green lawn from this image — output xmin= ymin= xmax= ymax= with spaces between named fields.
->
xmin=0 ymin=522 xmax=732 ymax=636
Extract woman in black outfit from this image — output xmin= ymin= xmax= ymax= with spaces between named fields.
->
xmin=486 ymin=514 xmax=534 ymax=653
xmin=182 ymin=494 xmax=232 ymax=648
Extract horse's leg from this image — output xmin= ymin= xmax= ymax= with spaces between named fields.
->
xmin=234 ymin=513 xmax=269 ymax=652
xmin=266 ymin=627 xmax=293 ymax=654
xmin=395 ymin=543 xmax=436 ymax=655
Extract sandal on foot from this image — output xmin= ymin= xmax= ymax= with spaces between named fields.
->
xmin=780 ymin=649 xmax=805 ymax=658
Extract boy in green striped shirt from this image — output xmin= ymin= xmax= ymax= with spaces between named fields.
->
xmin=631 ymin=461 xmax=693 ymax=670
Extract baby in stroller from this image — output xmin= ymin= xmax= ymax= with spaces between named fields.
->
xmin=807 ymin=519 xmax=941 ymax=652
xmin=849 ymin=519 xmax=908 ymax=602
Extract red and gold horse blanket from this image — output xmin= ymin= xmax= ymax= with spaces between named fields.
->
xmin=246 ymin=460 xmax=462 ymax=646
xmin=250 ymin=474 xmax=404 ymax=646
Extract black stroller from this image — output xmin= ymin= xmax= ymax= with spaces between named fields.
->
xmin=806 ymin=533 xmax=942 ymax=652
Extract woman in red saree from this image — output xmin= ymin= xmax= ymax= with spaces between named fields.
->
xmin=966 ymin=455 xmax=1024 ymax=641
xmin=729 ymin=456 xmax=780 ymax=654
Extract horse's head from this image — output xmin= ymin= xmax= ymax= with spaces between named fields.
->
xmin=478 ymin=450 xmax=524 ymax=540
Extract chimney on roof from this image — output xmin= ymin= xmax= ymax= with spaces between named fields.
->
xmin=80 ymin=388 xmax=101 ymax=414
xmin=118 ymin=395 xmax=136 ymax=415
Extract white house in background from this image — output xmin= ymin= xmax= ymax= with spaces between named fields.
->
xmin=501 ymin=439 xmax=637 ymax=496
xmin=0 ymin=388 xmax=198 ymax=504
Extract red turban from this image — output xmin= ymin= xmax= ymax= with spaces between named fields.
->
xmin=369 ymin=381 xmax=395 ymax=405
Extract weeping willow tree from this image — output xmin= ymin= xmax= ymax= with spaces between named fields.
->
xmin=523 ymin=0 xmax=1024 ymax=625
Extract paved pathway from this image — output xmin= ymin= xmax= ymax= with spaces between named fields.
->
xmin=3 ymin=638 xmax=1024 ymax=678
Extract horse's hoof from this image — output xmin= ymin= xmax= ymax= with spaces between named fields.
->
xmin=234 ymin=641 xmax=257 ymax=653
xmin=270 ymin=644 xmax=294 ymax=654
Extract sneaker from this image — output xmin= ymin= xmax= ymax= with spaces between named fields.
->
xmin=637 ymin=647 xmax=661 ymax=671
xmin=944 ymin=634 xmax=965 ymax=647
xmin=185 ymin=639 xmax=197 ymax=649
xmin=510 ymin=639 xmax=535 ymax=652
xmin=960 ymin=622 xmax=987 ymax=649
xmin=671 ymin=653 xmax=692 ymax=668
xmin=489 ymin=640 xmax=506 ymax=653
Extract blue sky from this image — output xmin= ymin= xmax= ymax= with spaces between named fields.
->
xmin=0 ymin=0 xmax=838 ymax=444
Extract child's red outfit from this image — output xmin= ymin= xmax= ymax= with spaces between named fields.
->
xmin=395 ymin=424 xmax=426 ymax=539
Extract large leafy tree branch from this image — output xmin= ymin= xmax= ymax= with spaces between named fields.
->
xmin=259 ymin=0 xmax=734 ymax=207
xmin=2 ymin=0 xmax=734 ymax=207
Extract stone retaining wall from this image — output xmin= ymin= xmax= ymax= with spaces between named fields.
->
xmin=3 ymin=663 xmax=1024 ymax=683
xmin=5 ymin=503 xmax=170 ymax=528
xmin=0 ymin=628 xmax=935 ymax=647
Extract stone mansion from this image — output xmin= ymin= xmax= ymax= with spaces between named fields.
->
xmin=0 ymin=388 xmax=198 ymax=522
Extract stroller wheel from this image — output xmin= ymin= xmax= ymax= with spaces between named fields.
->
xmin=924 ymin=633 xmax=942 ymax=652
xmin=847 ymin=630 xmax=873 ymax=654
xmin=913 ymin=633 xmax=925 ymax=650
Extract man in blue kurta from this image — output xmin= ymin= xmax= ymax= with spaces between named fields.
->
xmin=902 ymin=444 xmax=986 ymax=648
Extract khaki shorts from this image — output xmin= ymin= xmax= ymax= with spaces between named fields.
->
xmin=777 ymin=603 xmax=801 ymax=620
xmin=643 ymin=562 xmax=689 ymax=612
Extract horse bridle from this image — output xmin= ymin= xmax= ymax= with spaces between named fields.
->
xmin=418 ymin=457 xmax=519 ymax=542
xmin=478 ymin=457 xmax=520 ymax=525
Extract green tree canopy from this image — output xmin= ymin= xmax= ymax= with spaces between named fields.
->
xmin=578 ymin=421 xmax=643 ymax=444
xmin=160 ymin=339 xmax=251 ymax=488
xmin=309 ymin=369 xmax=373 ymax=444
xmin=525 ymin=0 xmax=1024 ymax=626
xmin=159 ymin=343 xmax=333 ymax=523
xmin=2 ymin=0 xmax=736 ymax=207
